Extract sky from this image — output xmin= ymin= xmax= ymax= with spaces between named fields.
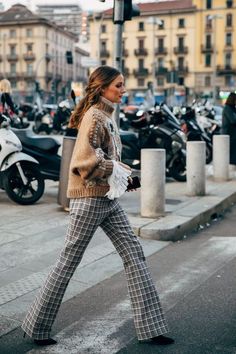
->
xmin=1 ymin=0 xmax=157 ymax=12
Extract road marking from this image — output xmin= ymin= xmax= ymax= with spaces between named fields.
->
xmin=26 ymin=237 xmax=236 ymax=354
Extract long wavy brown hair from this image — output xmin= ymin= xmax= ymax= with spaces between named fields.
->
xmin=69 ymin=65 xmax=121 ymax=128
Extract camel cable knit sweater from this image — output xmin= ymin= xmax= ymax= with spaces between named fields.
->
xmin=67 ymin=97 xmax=122 ymax=198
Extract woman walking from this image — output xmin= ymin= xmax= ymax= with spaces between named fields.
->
xmin=22 ymin=65 xmax=174 ymax=347
xmin=221 ymin=92 xmax=236 ymax=164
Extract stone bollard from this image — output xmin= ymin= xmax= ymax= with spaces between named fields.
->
xmin=213 ymin=135 xmax=229 ymax=181
xmin=187 ymin=141 xmax=206 ymax=196
xmin=141 ymin=149 xmax=165 ymax=217
xmin=57 ymin=136 xmax=76 ymax=210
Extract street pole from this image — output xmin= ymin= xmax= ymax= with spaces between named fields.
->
xmin=113 ymin=0 xmax=124 ymax=126
xmin=212 ymin=17 xmax=217 ymax=104
xmin=152 ymin=19 xmax=156 ymax=92
xmin=210 ymin=14 xmax=222 ymax=103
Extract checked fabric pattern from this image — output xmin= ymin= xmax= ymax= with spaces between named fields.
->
xmin=22 ymin=197 xmax=168 ymax=340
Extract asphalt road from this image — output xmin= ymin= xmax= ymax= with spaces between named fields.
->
xmin=1 ymin=205 xmax=236 ymax=354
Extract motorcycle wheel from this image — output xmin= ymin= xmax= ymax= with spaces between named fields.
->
xmin=206 ymin=144 xmax=212 ymax=164
xmin=169 ymin=155 xmax=186 ymax=182
xmin=4 ymin=162 xmax=45 ymax=205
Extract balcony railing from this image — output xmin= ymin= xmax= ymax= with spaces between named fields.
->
xmin=7 ymin=54 xmax=18 ymax=61
xmin=155 ymin=47 xmax=168 ymax=55
xmin=134 ymin=48 xmax=148 ymax=56
xmin=201 ymin=44 xmax=213 ymax=53
xmin=133 ymin=68 xmax=149 ymax=77
xmin=23 ymin=52 xmax=36 ymax=61
xmin=23 ymin=71 xmax=36 ymax=79
xmin=6 ymin=72 xmax=21 ymax=79
xmin=217 ymin=65 xmax=236 ymax=75
xmin=155 ymin=67 xmax=168 ymax=75
xmin=176 ymin=66 xmax=188 ymax=74
xmin=224 ymin=44 xmax=233 ymax=51
xmin=174 ymin=46 xmax=188 ymax=55
xmin=100 ymin=49 xmax=110 ymax=58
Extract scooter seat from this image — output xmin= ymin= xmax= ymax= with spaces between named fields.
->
xmin=12 ymin=128 xmax=61 ymax=152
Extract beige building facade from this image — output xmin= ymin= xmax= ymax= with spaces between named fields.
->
xmin=0 ymin=4 xmax=88 ymax=103
xmin=90 ymin=0 xmax=235 ymax=103
xmin=193 ymin=0 xmax=236 ymax=98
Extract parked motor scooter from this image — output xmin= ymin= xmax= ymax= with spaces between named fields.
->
xmin=0 ymin=114 xmax=45 ymax=205
xmin=52 ymin=99 xmax=72 ymax=134
xmin=12 ymin=128 xmax=61 ymax=181
xmin=121 ymin=104 xmax=187 ymax=182
xmin=32 ymin=108 xmax=53 ymax=135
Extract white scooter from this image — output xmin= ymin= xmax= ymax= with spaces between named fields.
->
xmin=0 ymin=114 xmax=45 ymax=205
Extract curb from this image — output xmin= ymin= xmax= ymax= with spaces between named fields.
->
xmin=136 ymin=187 xmax=236 ymax=242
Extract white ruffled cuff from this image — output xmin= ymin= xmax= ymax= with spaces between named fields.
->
xmin=105 ymin=161 xmax=131 ymax=200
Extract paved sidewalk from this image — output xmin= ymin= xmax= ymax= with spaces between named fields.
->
xmin=0 ymin=167 xmax=236 ymax=341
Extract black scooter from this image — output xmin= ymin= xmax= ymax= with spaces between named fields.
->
xmin=12 ymin=128 xmax=61 ymax=181
xmin=121 ymin=104 xmax=187 ymax=182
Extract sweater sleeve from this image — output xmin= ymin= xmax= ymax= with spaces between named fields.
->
xmin=70 ymin=110 xmax=113 ymax=180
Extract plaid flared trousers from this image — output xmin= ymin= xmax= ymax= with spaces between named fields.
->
xmin=22 ymin=197 xmax=168 ymax=340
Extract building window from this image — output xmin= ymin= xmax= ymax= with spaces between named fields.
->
xmin=138 ymin=58 xmax=144 ymax=69
xmin=158 ymin=37 xmax=164 ymax=50
xmin=226 ymin=14 xmax=233 ymax=27
xmin=26 ymin=63 xmax=33 ymax=74
xmin=101 ymin=60 xmax=106 ymax=65
xmin=26 ymin=28 xmax=33 ymax=37
xmin=138 ymin=38 xmax=144 ymax=49
xmin=178 ymin=37 xmax=184 ymax=49
xmin=138 ymin=22 xmax=144 ymax=31
xmin=101 ymin=24 xmax=106 ymax=33
xmin=225 ymin=75 xmax=233 ymax=86
xmin=158 ymin=20 xmax=164 ymax=29
xmin=27 ymin=81 xmax=34 ymax=89
xmin=137 ymin=78 xmax=145 ymax=87
xmin=206 ymin=34 xmax=212 ymax=48
xmin=206 ymin=0 xmax=212 ymax=9
xmin=178 ymin=18 xmax=185 ymax=28
xmin=178 ymin=57 xmax=184 ymax=69
xmin=158 ymin=57 xmax=164 ymax=68
xmin=101 ymin=41 xmax=107 ymax=51
xmin=11 ymin=81 xmax=17 ymax=89
xmin=206 ymin=16 xmax=212 ymax=29
xmin=178 ymin=77 xmax=184 ymax=85
xmin=157 ymin=77 xmax=164 ymax=86
xmin=9 ymin=29 xmax=16 ymax=38
xmin=10 ymin=63 xmax=16 ymax=73
xmin=205 ymin=76 xmax=211 ymax=86
xmin=26 ymin=43 xmax=33 ymax=52
xmin=205 ymin=53 xmax=211 ymax=66
xmin=226 ymin=0 xmax=233 ymax=8
xmin=9 ymin=44 xmax=16 ymax=55
xmin=226 ymin=33 xmax=232 ymax=46
xmin=225 ymin=52 xmax=231 ymax=67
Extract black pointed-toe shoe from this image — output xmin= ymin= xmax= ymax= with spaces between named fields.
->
xmin=34 ymin=338 xmax=57 ymax=346
xmin=151 ymin=335 xmax=175 ymax=345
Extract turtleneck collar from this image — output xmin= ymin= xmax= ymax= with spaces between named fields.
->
xmin=95 ymin=96 xmax=115 ymax=116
